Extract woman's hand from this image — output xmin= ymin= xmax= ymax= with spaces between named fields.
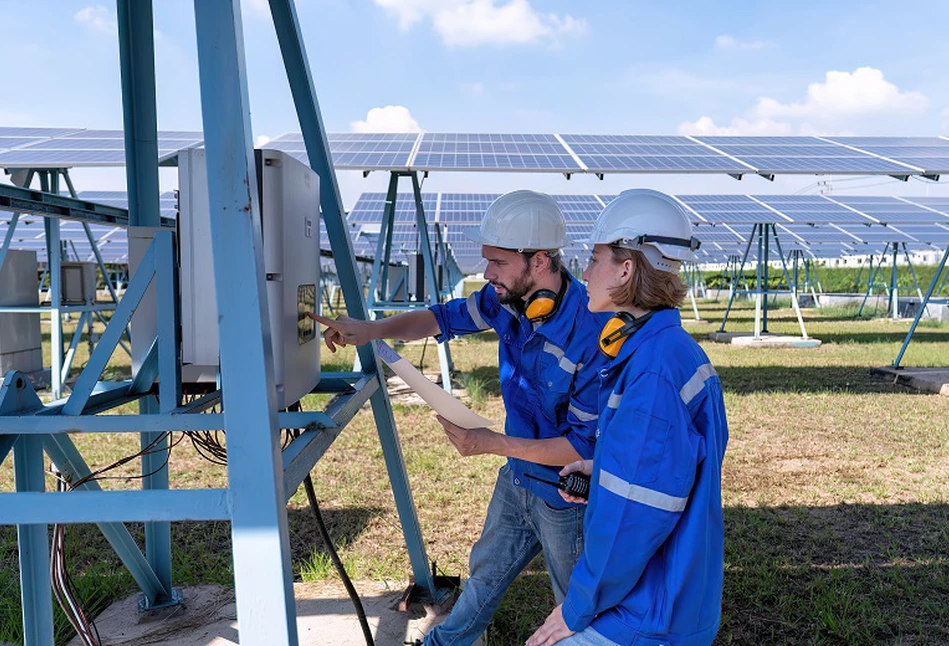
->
xmin=559 ymin=459 xmax=593 ymax=504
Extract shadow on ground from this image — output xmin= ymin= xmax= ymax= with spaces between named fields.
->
xmin=714 ymin=365 xmax=934 ymax=395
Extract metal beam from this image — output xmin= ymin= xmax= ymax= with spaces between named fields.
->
xmin=194 ymin=1 xmax=298 ymax=642
xmin=0 ymin=489 xmax=231 ymax=524
xmin=269 ymin=0 xmax=439 ymax=599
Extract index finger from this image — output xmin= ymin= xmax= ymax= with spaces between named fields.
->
xmin=308 ymin=313 xmax=338 ymax=327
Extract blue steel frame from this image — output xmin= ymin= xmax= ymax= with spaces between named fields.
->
xmin=0 ymin=0 xmax=447 ymax=643
xmin=365 ymin=171 xmax=456 ymax=392
xmin=0 ymin=176 xmax=131 ymax=396
xmin=718 ymin=222 xmax=809 ymax=339
xmin=857 ymin=242 xmax=925 ymax=319
xmin=894 ymin=243 xmax=949 ymax=367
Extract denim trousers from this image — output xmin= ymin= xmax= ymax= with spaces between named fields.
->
xmin=424 ymin=463 xmax=585 ymax=646
xmin=555 ymin=628 xmax=622 ymax=645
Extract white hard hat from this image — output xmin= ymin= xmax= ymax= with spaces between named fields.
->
xmin=464 ymin=190 xmax=568 ymax=250
xmin=584 ymin=189 xmax=700 ymax=273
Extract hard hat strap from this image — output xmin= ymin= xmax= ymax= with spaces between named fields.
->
xmin=618 ymin=234 xmax=702 ymax=251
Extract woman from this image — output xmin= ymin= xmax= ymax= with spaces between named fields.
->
xmin=527 ymin=189 xmax=729 ymax=646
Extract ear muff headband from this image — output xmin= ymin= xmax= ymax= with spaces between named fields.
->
xmin=598 ymin=310 xmax=658 ymax=358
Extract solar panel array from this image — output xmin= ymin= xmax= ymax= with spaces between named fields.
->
xmin=0 ymin=127 xmax=202 ymax=168
xmin=5 ymin=127 xmax=949 ymax=178
xmin=0 ymin=191 xmax=177 ymax=263
xmin=350 ymin=192 xmax=949 ymax=270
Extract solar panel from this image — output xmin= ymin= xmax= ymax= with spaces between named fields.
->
xmin=0 ymin=129 xmax=203 ymax=168
xmin=412 ymin=134 xmax=578 ymax=172
xmin=348 ymin=192 xmax=436 ymax=223
xmin=677 ymin=195 xmax=784 ymax=224
xmin=889 ymin=223 xmax=949 ymax=245
xmin=824 ymin=137 xmax=949 ymax=175
xmin=832 ymin=223 xmax=916 ymax=244
xmin=753 ymin=195 xmax=874 ymax=224
xmin=561 ymin=134 xmax=753 ymax=174
xmin=824 ymin=195 xmax=949 ymax=224
xmin=268 ymin=132 xmax=419 ymax=170
xmin=693 ymin=136 xmax=919 ymax=175
xmin=437 ymin=193 xmax=500 ymax=223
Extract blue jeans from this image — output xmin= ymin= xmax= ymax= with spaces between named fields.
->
xmin=555 ymin=628 xmax=621 ymax=645
xmin=425 ymin=464 xmax=585 ymax=646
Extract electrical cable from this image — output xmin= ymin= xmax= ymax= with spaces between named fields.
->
xmin=303 ymin=474 xmax=375 ymax=646
xmin=285 ymin=399 xmax=374 ymax=646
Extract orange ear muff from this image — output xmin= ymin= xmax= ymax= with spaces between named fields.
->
xmin=598 ymin=312 xmax=635 ymax=358
xmin=525 ymin=290 xmax=558 ymax=322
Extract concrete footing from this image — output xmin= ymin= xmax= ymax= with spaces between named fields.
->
xmin=708 ymin=332 xmax=822 ymax=348
xmin=66 ymin=582 xmax=479 ymax=646
xmin=870 ymin=366 xmax=949 ymax=396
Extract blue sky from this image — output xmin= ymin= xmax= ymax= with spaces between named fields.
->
xmin=2 ymin=0 xmax=949 ymax=204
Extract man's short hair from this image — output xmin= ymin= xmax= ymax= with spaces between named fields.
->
xmin=608 ymin=247 xmax=685 ymax=309
xmin=520 ymin=249 xmax=563 ymax=274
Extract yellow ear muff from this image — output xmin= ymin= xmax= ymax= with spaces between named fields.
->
xmin=525 ymin=290 xmax=558 ymax=322
xmin=598 ymin=313 xmax=633 ymax=358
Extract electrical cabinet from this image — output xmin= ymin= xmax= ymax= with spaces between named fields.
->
xmin=177 ymin=147 xmax=321 ymax=408
xmin=0 ymin=250 xmax=42 ymax=375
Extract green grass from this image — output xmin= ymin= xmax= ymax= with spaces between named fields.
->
xmin=2 ymin=300 xmax=949 ymax=644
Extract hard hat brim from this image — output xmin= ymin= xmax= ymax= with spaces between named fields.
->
xmin=462 ymin=227 xmax=484 ymax=244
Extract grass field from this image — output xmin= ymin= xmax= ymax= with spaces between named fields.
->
xmin=2 ymin=299 xmax=949 ymax=645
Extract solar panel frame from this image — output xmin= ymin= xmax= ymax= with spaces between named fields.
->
xmin=561 ymin=134 xmax=754 ymax=174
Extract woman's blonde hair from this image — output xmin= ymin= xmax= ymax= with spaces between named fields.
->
xmin=607 ymin=246 xmax=686 ymax=310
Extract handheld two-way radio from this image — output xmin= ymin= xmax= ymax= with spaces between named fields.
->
xmin=523 ymin=471 xmax=591 ymax=500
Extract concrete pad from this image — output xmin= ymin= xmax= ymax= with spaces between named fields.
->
xmin=68 ymin=582 xmax=479 ymax=646
xmin=707 ymin=332 xmax=822 ymax=348
xmin=871 ymin=366 xmax=949 ymax=396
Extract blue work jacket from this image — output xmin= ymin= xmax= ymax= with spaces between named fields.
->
xmin=562 ymin=308 xmax=729 ymax=645
xmin=430 ymin=274 xmax=610 ymax=508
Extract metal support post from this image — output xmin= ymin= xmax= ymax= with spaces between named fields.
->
xmin=194 ymin=1 xmax=298 ymax=643
xmin=894 ymin=243 xmax=949 ymax=368
xmin=118 ymin=0 xmax=175 ymax=608
xmin=719 ymin=226 xmax=757 ymax=333
xmin=411 ymin=172 xmax=454 ymax=391
xmin=269 ymin=0 xmax=441 ymax=600
xmin=42 ymin=172 xmax=65 ymax=399
xmin=368 ymin=173 xmax=399 ymax=305
xmin=890 ymin=242 xmax=900 ymax=319
xmin=13 ymin=435 xmax=55 ymax=646
xmin=771 ymin=229 xmax=807 ymax=339
xmin=900 ymin=243 xmax=924 ymax=301
xmin=762 ymin=224 xmax=770 ymax=333
xmin=858 ymin=251 xmax=886 ymax=318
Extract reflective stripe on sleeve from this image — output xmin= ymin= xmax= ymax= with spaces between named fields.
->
xmin=599 ymin=469 xmax=688 ymax=513
xmin=543 ymin=342 xmax=578 ymax=375
xmin=466 ymin=292 xmax=491 ymax=331
xmin=607 ymin=391 xmax=622 ymax=409
xmin=568 ymin=403 xmax=598 ymax=422
xmin=680 ymin=363 xmax=717 ymax=405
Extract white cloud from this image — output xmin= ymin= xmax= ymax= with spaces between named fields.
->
xmin=74 ymin=5 xmax=116 ymax=34
xmin=679 ymin=67 xmax=929 ymax=136
xmin=351 ymin=105 xmax=423 ymax=133
xmin=678 ymin=115 xmax=793 ymax=137
xmin=255 ymin=135 xmax=273 ymax=147
xmin=755 ymin=67 xmax=927 ymax=120
xmin=714 ymin=35 xmax=773 ymax=51
xmin=373 ymin=0 xmax=588 ymax=47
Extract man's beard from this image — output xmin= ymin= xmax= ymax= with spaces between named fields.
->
xmin=492 ymin=272 xmax=536 ymax=306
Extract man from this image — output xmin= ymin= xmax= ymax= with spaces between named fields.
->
xmin=310 ymin=190 xmax=610 ymax=645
